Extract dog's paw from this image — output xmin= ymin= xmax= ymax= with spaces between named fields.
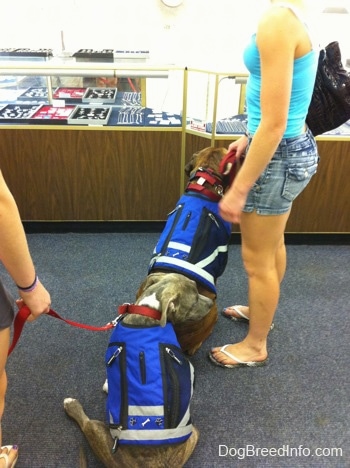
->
xmin=63 ymin=397 xmax=87 ymax=421
xmin=63 ymin=397 xmax=76 ymax=408
xmin=102 ymin=379 xmax=108 ymax=394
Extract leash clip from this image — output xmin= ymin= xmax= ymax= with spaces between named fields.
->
xmin=110 ymin=314 xmax=126 ymax=327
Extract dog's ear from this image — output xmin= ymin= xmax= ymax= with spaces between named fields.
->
xmin=136 ymin=272 xmax=166 ymax=300
xmin=184 ymin=153 xmax=197 ymax=177
xmin=158 ymin=294 xmax=178 ymax=327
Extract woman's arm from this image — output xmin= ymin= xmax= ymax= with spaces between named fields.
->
xmin=220 ymin=7 xmax=298 ymax=223
xmin=0 ymin=171 xmax=50 ymax=319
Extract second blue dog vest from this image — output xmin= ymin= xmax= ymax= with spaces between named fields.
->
xmin=149 ymin=192 xmax=232 ymax=294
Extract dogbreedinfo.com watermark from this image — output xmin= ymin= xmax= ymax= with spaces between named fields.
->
xmin=219 ymin=444 xmax=343 ymax=460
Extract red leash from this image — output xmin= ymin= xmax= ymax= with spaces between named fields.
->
xmin=8 ymin=303 xmax=162 ymax=356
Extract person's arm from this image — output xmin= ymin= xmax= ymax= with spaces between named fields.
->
xmin=220 ymin=7 xmax=297 ymax=223
xmin=0 ymin=170 xmax=51 ymax=319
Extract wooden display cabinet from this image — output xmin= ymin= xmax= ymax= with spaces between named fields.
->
xmin=0 ymin=61 xmax=349 ymax=234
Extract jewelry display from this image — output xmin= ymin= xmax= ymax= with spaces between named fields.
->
xmin=31 ymin=105 xmax=75 ymax=124
xmin=0 ymin=48 xmax=53 ymax=57
xmin=121 ymin=92 xmax=142 ymax=107
xmin=205 ymin=114 xmax=248 ymax=134
xmin=0 ymin=50 xmax=183 ymax=128
xmin=73 ymin=49 xmax=114 ymax=61
xmin=0 ymin=104 xmax=41 ymax=121
xmin=144 ymin=109 xmax=182 ymax=127
xmin=68 ymin=106 xmax=112 ymax=125
xmin=83 ymin=87 xmax=117 ymax=104
xmin=53 ymin=88 xmax=86 ymax=101
xmin=18 ymin=87 xmax=49 ymax=100
xmin=117 ymin=106 xmax=144 ymax=125
xmin=73 ymin=49 xmax=149 ymax=60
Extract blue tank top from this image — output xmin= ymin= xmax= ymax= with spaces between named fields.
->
xmin=243 ymin=6 xmax=318 ymax=138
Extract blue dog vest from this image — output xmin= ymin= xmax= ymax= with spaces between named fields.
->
xmin=149 ymin=192 xmax=232 ymax=294
xmin=106 ymin=321 xmax=194 ymax=446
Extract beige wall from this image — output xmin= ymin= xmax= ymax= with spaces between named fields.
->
xmin=0 ymin=0 xmax=349 ymax=69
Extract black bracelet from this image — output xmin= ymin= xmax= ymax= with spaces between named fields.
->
xmin=17 ymin=275 xmax=39 ymax=292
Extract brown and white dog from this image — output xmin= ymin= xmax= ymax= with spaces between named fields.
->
xmin=64 ymin=147 xmax=233 ymax=467
xmin=142 ymin=146 xmax=232 ymax=355
xmin=64 ymin=272 xmax=212 ymax=468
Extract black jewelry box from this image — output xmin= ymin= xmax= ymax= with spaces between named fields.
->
xmin=0 ymin=104 xmax=42 ymax=122
xmin=82 ymin=87 xmax=117 ymax=104
xmin=68 ymin=105 xmax=112 ymax=125
xmin=17 ymin=87 xmax=49 ymax=101
xmin=0 ymin=48 xmax=53 ymax=58
xmin=73 ymin=49 xmax=114 ymax=63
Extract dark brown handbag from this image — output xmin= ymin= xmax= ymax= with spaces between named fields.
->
xmin=306 ymin=41 xmax=350 ymax=136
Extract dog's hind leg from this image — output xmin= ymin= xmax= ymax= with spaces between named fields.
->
xmin=64 ymin=398 xmax=199 ymax=468
xmin=112 ymin=426 xmax=200 ymax=468
xmin=164 ymin=426 xmax=200 ymax=468
xmin=64 ymin=398 xmax=119 ymax=468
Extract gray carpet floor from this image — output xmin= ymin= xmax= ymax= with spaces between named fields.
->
xmin=1 ymin=233 xmax=349 ymax=467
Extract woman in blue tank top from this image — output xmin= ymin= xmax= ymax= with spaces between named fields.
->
xmin=209 ymin=0 xmax=319 ymax=368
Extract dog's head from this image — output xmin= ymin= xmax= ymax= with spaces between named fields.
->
xmin=185 ymin=146 xmax=228 ymax=178
xmin=132 ymin=272 xmax=213 ymax=327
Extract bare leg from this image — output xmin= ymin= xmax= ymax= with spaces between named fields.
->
xmin=223 ymin=229 xmax=287 ymax=320
xmin=0 ymin=327 xmax=19 ymax=467
xmin=211 ymin=210 xmax=290 ymax=365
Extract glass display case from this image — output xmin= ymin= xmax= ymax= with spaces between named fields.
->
xmin=0 ymin=51 xmax=349 ymax=231
xmin=1 ymin=52 xmax=350 ymax=139
xmin=184 ymin=67 xmax=350 ymax=142
xmin=0 ymin=49 xmax=184 ymax=129
xmin=184 ymin=67 xmax=248 ymax=144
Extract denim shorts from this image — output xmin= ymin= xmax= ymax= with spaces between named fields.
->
xmin=243 ymin=128 xmax=319 ymax=215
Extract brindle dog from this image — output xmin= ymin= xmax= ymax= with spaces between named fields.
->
xmin=64 ymin=147 xmax=231 ymax=467
xmin=144 ymin=146 xmax=231 ymax=355
xmin=64 ymin=272 xmax=212 ymax=468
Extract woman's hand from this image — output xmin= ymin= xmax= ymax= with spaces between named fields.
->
xmin=218 ymin=135 xmax=250 ymax=224
xmin=17 ymin=281 xmax=51 ymax=322
xmin=228 ymin=135 xmax=248 ymax=159
xmin=219 ymin=183 xmax=248 ymax=224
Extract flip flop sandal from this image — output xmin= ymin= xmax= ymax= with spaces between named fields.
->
xmin=209 ymin=344 xmax=269 ymax=369
xmin=0 ymin=446 xmax=18 ymax=468
xmin=222 ymin=305 xmax=249 ymax=322
xmin=222 ymin=305 xmax=275 ymax=330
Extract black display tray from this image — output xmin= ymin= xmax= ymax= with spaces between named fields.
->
xmin=17 ymin=87 xmax=49 ymax=101
xmin=73 ymin=49 xmax=114 ymax=62
xmin=0 ymin=48 xmax=53 ymax=57
xmin=68 ymin=105 xmax=112 ymax=125
xmin=82 ymin=87 xmax=117 ymax=104
xmin=0 ymin=104 xmax=42 ymax=122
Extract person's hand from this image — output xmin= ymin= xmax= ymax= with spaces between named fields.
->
xmin=228 ymin=135 xmax=248 ymax=159
xmin=219 ymin=136 xmax=249 ymax=188
xmin=16 ymin=281 xmax=51 ymax=322
xmin=219 ymin=184 xmax=248 ymax=224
